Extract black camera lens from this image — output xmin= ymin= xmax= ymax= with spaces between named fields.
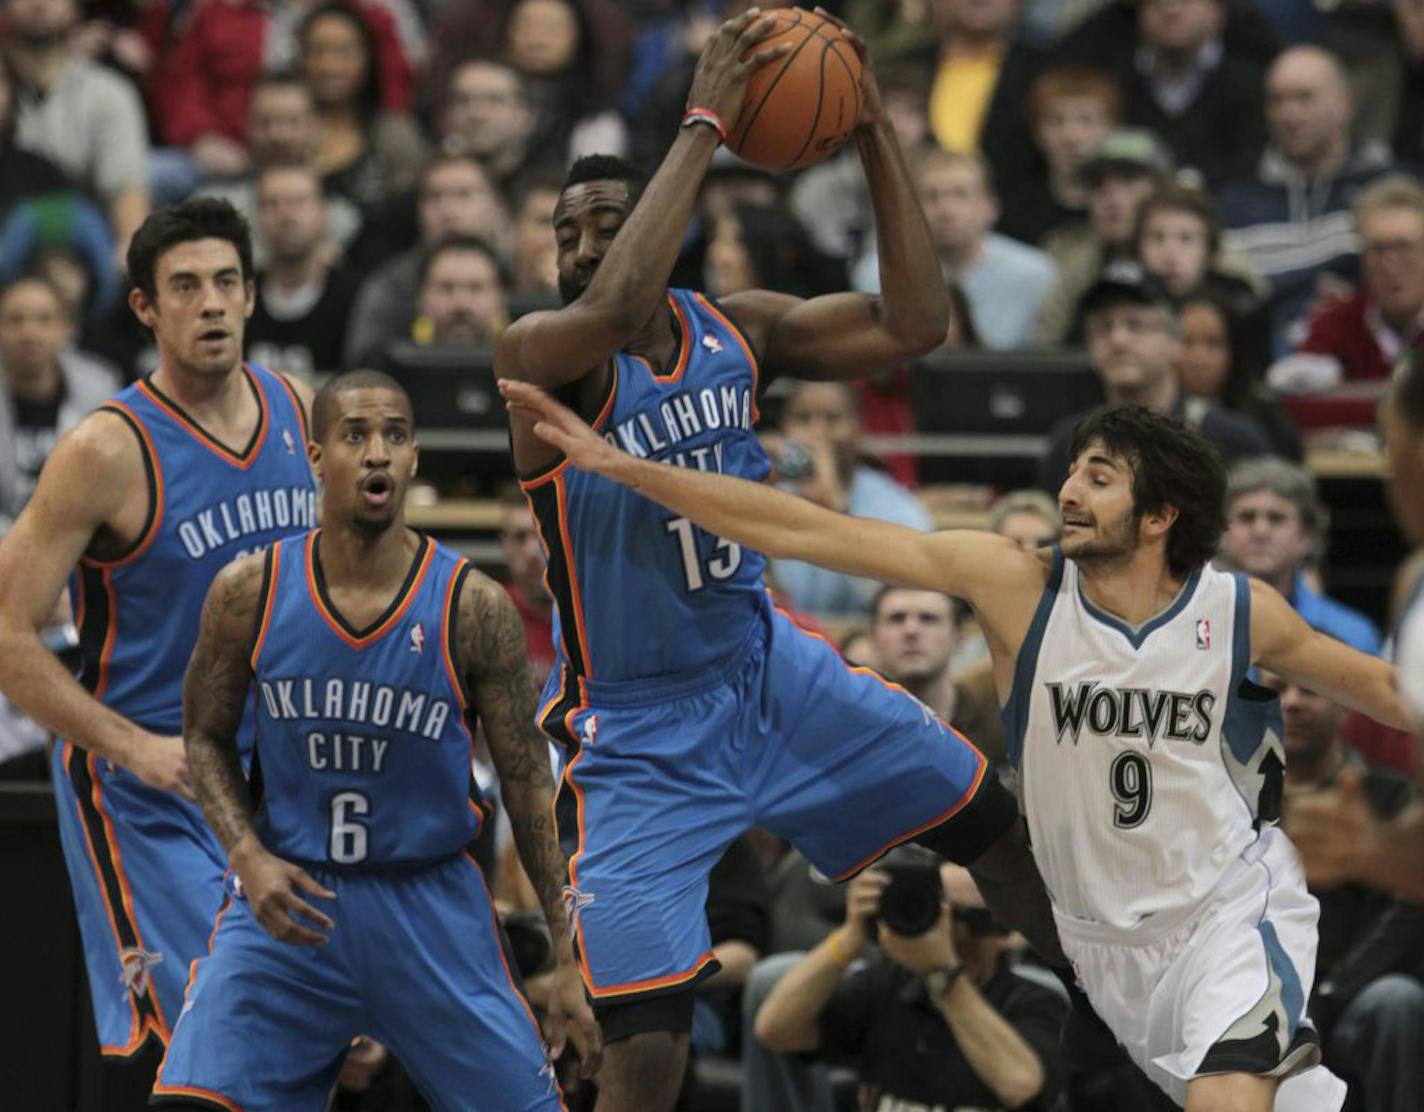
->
xmin=878 ymin=865 xmax=944 ymax=936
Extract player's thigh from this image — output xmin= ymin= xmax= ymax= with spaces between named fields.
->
xmin=556 ymin=697 xmax=746 ymax=998
xmin=153 ymin=896 xmax=358 ymax=1111
xmin=1184 ymin=1072 xmax=1277 ymax=1112
xmin=363 ymin=857 xmax=561 ymax=1111
xmin=751 ymin=615 xmax=1002 ymax=877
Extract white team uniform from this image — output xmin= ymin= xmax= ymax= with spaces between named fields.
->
xmin=1004 ymin=551 xmax=1346 ymax=1109
xmin=1394 ymin=583 xmax=1424 ymax=726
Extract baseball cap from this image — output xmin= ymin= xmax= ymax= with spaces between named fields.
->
xmin=1079 ymin=260 xmax=1175 ymax=319
xmin=1079 ymin=129 xmax=1174 ymax=185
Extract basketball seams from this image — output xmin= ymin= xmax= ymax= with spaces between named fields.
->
xmin=730 ymin=8 xmax=809 ymax=155
xmin=787 ymin=39 xmax=832 ymax=167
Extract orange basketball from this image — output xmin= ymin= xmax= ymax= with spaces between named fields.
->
xmin=726 ymin=8 xmax=863 ymax=171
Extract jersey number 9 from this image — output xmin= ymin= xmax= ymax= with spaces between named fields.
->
xmin=1109 ymin=752 xmax=1152 ymax=829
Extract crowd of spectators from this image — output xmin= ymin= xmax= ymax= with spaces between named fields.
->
xmin=4 ymin=0 xmax=1424 ymax=1109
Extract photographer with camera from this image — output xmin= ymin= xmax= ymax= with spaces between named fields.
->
xmin=754 ymin=849 xmax=1066 ymax=1111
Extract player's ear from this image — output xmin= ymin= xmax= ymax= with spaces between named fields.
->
xmin=128 ymin=287 xmax=156 ymax=329
xmin=1142 ymin=503 xmax=1179 ymax=539
xmin=308 ymin=440 xmax=324 ymax=483
xmin=409 ymin=442 xmax=419 ymax=481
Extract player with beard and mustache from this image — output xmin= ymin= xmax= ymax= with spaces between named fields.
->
xmin=501 ymin=376 xmax=1417 ymax=1112
xmin=496 ymin=11 xmax=1071 ymax=1112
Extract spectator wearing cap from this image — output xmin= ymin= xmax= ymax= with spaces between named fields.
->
xmin=1220 ymin=457 xmax=1381 ymax=653
xmin=997 ymin=66 xmax=1120 ymax=249
xmin=1034 ymin=128 xmax=1171 ymax=345
xmin=1273 ymin=175 xmax=1424 ymax=393
xmin=852 ymin=149 xmax=1056 ymax=351
xmin=1036 ymin=263 xmax=1272 ymax=492
xmin=1219 ymin=46 xmax=1397 ymax=352
xmin=4 ymin=0 xmax=150 ymax=262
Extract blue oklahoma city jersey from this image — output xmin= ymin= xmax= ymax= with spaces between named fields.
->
xmin=525 ymin=290 xmax=770 ymax=721
xmin=250 ymin=532 xmax=487 ymax=868
xmin=73 ymin=364 xmax=316 ymax=738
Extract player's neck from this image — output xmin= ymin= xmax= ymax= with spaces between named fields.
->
xmin=625 ymin=300 xmax=679 ymax=368
xmin=319 ymin=520 xmax=420 ymax=591
xmin=1076 ymin=554 xmax=1189 ymax=628
xmin=150 ymin=360 xmax=249 ymax=419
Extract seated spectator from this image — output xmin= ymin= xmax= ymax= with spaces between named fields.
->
xmin=997 ymin=66 xmax=1120 ymax=248
xmin=790 ymin=63 xmax=935 ymax=267
xmin=1105 ymin=0 xmax=1267 ymax=184
xmin=1037 ymin=264 xmax=1271 ymax=490
xmin=869 ymin=586 xmax=1004 ymax=766
xmin=706 ymin=202 xmax=828 ymax=301
xmin=1219 ymin=457 xmax=1382 ymax=654
xmin=196 ymin=73 xmax=363 ymax=270
xmin=898 ymin=0 xmax=1044 ymax=193
xmin=402 ymin=235 xmax=507 ymax=351
xmin=1058 ymin=0 xmax=1281 ymax=75
xmin=753 ymin=857 xmax=1067 ymax=1112
xmin=989 ymin=489 xmax=1060 ymax=552
xmin=246 ymin=164 xmax=356 ymax=378
xmin=0 ymin=51 xmax=70 ymax=223
xmin=155 ymin=0 xmax=412 ymax=183
xmin=498 ymin=487 xmax=555 ymax=684
xmin=770 ymin=381 xmax=933 ymax=617
xmin=1034 ymin=128 xmax=1171 ymax=345
xmin=1277 ymin=175 xmax=1424 ymax=392
xmin=299 ymin=2 xmax=426 ymax=211
xmin=1219 ymin=46 xmax=1396 ymax=351
xmin=429 ymin=0 xmax=632 ymax=166
xmin=1267 ymin=669 xmax=1424 ymax=1112
xmin=0 ymin=193 xmax=118 ymax=324
xmin=854 ymin=151 xmax=1056 ymax=351
xmin=438 ymin=58 xmax=565 ymax=208
xmin=0 ymin=274 xmax=118 ymax=522
xmin=508 ymin=170 xmax=561 ymax=304
xmin=344 ymin=154 xmax=508 ymax=368
xmin=6 ymin=0 xmax=149 ymax=259
xmin=1176 ymin=291 xmax=1303 ymax=459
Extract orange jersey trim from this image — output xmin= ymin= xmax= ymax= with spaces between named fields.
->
xmin=135 ymin=365 xmax=269 ymax=470
xmin=303 ymin=531 xmax=435 ymax=649
xmin=149 ymin=1082 xmax=246 ymax=1112
xmin=272 ymin=371 xmax=310 ymax=444
xmin=692 ymin=293 xmax=762 ymax=423
xmin=551 ymin=479 xmax=593 ymax=677
xmin=585 ymin=951 xmax=720 ymax=1000
xmin=518 ymin=362 xmax=620 ymax=491
xmin=248 ymin=545 xmax=282 ymax=672
xmin=645 ymin=294 xmax=693 ymax=383
xmin=440 ymin=559 xmax=469 ymax=710
xmin=81 ymin=401 xmax=167 ymax=570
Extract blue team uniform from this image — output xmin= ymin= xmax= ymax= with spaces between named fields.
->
xmin=154 ymin=532 xmax=561 ymax=1111
xmin=522 ymin=290 xmax=1009 ymax=1002
xmin=51 ymin=364 xmax=314 ymax=1058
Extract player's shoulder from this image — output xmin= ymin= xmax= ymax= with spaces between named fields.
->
xmin=209 ymin=549 xmax=270 ymax=608
xmin=43 ymin=406 xmax=147 ymax=494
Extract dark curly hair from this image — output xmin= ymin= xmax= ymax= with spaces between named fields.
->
xmin=126 ymin=198 xmax=254 ymax=301
xmin=1068 ymin=405 xmax=1227 ymax=578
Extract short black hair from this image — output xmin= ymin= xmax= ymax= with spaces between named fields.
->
xmin=869 ymin=584 xmax=958 ymax=626
xmin=1068 ymin=405 xmax=1227 ymax=579
xmin=126 ymin=198 xmax=255 ymax=301
xmin=562 ymin=155 xmax=650 ymax=209
xmin=417 ymin=234 xmax=504 ymax=288
xmin=312 ymin=369 xmax=412 ymax=442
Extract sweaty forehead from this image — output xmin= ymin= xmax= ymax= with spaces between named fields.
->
xmin=554 ymin=181 xmax=632 ymax=225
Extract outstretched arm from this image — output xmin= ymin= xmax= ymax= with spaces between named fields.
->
xmin=184 ymin=556 xmax=336 ymax=946
xmin=461 ymin=572 xmax=601 ymax=1075
xmin=499 ymin=379 xmax=1046 ymax=620
xmin=723 ymin=12 xmax=948 ymax=379
xmin=1251 ymin=579 xmax=1412 ymax=729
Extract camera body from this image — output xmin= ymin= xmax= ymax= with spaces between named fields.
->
xmin=876 ymin=847 xmax=944 ymax=936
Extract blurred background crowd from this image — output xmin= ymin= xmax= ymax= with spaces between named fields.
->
xmin=3 ymin=0 xmax=1424 ymax=1108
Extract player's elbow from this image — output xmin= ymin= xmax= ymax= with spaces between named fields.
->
xmin=882 ymin=293 xmax=950 ymax=357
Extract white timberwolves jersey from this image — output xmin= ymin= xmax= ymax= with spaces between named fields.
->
xmin=1003 ymin=550 xmax=1285 ymax=933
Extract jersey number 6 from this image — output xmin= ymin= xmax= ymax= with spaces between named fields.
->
xmin=330 ymin=791 xmax=370 ymax=864
xmin=666 ymin=516 xmax=742 ymax=592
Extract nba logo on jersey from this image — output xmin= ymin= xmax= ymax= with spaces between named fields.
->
xmin=283 ymin=428 xmax=296 ymax=455
xmin=1196 ymin=618 xmax=1211 ymax=650
xmin=582 ymin=714 xmax=599 ymax=747
xmin=701 ymin=333 xmax=723 ymax=354
xmin=409 ymin=623 xmax=425 ymax=653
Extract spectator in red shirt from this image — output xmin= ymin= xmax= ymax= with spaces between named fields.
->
xmin=152 ymin=0 xmax=412 ymax=180
xmin=1283 ymin=174 xmax=1424 ymax=389
xmin=498 ymin=487 xmax=555 ymax=685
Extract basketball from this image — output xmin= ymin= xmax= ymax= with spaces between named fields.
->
xmin=726 ymin=8 xmax=863 ymax=171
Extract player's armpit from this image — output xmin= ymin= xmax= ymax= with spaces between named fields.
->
xmin=1250 ymin=578 xmax=1413 ymax=730
xmin=183 ymin=554 xmax=267 ymax=856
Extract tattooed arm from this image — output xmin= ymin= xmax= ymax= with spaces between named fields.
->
xmin=461 ymin=571 xmax=602 ymax=1072
xmin=184 ymin=554 xmax=335 ymax=946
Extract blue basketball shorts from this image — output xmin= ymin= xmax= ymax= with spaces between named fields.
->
xmin=152 ymin=853 xmax=562 ymax=1112
xmin=52 ymin=741 xmax=229 ymax=1057
xmin=551 ymin=602 xmax=1011 ymax=1003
